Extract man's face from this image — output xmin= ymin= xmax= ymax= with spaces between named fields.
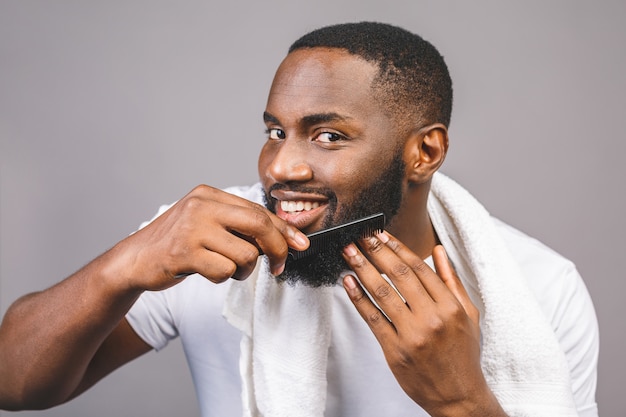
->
xmin=258 ymin=48 xmax=408 ymax=286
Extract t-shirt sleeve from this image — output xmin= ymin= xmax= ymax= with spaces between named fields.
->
xmin=123 ymin=183 xmax=264 ymax=351
xmin=126 ymin=289 xmax=179 ymax=351
xmin=495 ymin=218 xmax=599 ymax=417
xmin=552 ymin=263 xmax=599 ymax=417
xmin=124 ymin=202 xmax=179 ymax=350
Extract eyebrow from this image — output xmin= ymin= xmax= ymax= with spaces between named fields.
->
xmin=263 ymin=111 xmax=352 ymax=127
xmin=263 ymin=111 xmax=280 ymax=124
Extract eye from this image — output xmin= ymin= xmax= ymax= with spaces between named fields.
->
xmin=266 ymin=128 xmax=286 ymax=140
xmin=315 ymin=132 xmax=345 ymax=143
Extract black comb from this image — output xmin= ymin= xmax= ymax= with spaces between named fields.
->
xmin=287 ymin=212 xmax=385 ymax=260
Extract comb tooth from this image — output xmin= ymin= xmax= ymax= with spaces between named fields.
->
xmin=287 ymin=213 xmax=385 ymax=260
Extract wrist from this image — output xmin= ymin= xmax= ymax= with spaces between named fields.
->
xmin=96 ymin=238 xmax=148 ymax=296
xmin=429 ymin=391 xmax=507 ymax=417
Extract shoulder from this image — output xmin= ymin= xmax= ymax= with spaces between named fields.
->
xmin=493 ymin=218 xmax=576 ymax=279
xmin=493 ymin=218 xmax=598 ymax=415
xmin=491 ymin=217 xmax=589 ymax=322
xmin=222 ymin=183 xmax=265 ymax=204
xmin=138 ymin=183 xmax=265 ymax=230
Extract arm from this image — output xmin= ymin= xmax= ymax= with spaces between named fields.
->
xmin=0 ymin=185 xmax=308 ymax=410
xmin=341 ymin=231 xmax=507 ymax=417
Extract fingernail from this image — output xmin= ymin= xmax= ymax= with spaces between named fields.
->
xmin=376 ymin=231 xmax=389 ymax=243
xmin=291 ymin=230 xmax=309 ymax=248
xmin=272 ymin=261 xmax=285 ymax=276
xmin=343 ymin=243 xmax=358 ymax=257
xmin=343 ymin=275 xmax=358 ymax=290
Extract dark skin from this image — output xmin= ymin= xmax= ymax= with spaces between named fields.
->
xmin=343 ymin=237 xmax=504 ymax=417
xmin=0 ymin=187 xmax=309 ymax=409
xmin=260 ymin=48 xmax=507 ymax=417
xmin=0 ymin=47 xmax=507 ymax=416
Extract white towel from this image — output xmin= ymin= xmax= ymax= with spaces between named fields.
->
xmin=223 ymin=172 xmax=578 ymax=417
xmin=223 ymin=258 xmax=333 ymax=417
xmin=428 ymin=173 xmax=578 ymax=416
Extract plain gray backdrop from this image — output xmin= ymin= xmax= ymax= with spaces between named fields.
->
xmin=1 ymin=1 xmax=624 ymax=416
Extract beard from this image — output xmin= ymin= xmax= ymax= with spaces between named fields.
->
xmin=263 ymin=150 xmax=406 ymax=287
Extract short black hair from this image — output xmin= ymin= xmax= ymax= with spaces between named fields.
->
xmin=289 ymin=22 xmax=453 ymax=129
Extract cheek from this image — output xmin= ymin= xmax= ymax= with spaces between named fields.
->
xmin=321 ymin=159 xmax=372 ymax=201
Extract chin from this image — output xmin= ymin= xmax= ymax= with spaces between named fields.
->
xmin=273 ymin=247 xmax=348 ymax=288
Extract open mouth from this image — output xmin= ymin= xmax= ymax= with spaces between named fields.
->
xmin=271 ymin=190 xmax=330 ymax=232
xmin=279 ymin=200 xmax=321 ymax=214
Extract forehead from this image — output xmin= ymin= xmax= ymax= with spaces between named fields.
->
xmin=266 ymin=48 xmax=381 ymax=119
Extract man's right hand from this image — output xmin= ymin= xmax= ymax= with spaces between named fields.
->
xmin=0 ymin=185 xmax=308 ymax=410
xmin=114 ymin=185 xmax=309 ymax=291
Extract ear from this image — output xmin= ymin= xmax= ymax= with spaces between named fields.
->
xmin=403 ymin=123 xmax=449 ymax=185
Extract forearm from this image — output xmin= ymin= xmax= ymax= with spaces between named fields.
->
xmin=0 ymin=242 xmax=142 ymax=409
xmin=0 ymin=186 xmax=307 ymax=410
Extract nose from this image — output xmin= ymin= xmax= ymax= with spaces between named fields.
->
xmin=263 ymin=139 xmax=313 ymax=184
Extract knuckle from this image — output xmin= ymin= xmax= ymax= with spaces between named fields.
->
xmin=165 ymin=239 xmax=191 ymax=263
xmin=208 ymin=262 xmax=237 ymax=283
xmin=240 ymin=247 xmax=261 ymax=267
xmin=223 ymin=262 xmax=238 ymax=278
xmin=349 ymin=253 xmax=369 ymax=269
xmin=426 ymin=315 xmax=446 ymax=336
xmin=231 ymin=264 xmax=254 ymax=281
xmin=390 ymin=262 xmax=412 ymax=280
xmin=386 ymin=238 xmax=402 ymax=253
xmin=374 ymin=283 xmax=392 ymax=299
xmin=209 ymin=275 xmax=230 ymax=284
xmin=250 ymin=209 xmax=273 ymax=230
xmin=363 ymin=236 xmax=385 ymax=253
xmin=448 ymin=302 xmax=468 ymax=321
xmin=410 ymin=259 xmax=431 ymax=275
xmin=192 ymin=184 xmax=216 ymax=195
xmin=351 ymin=290 xmax=368 ymax=305
xmin=181 ymin=194 xmax=204 ymax=212
xmin=367 ymin=309 xmax=385 ymax=325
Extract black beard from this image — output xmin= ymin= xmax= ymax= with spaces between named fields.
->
xmin=263 ymin=151 xmax=405 ymax=287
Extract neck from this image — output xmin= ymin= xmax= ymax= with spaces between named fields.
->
xmin=386 ymin=181 xmax=437 ymax=260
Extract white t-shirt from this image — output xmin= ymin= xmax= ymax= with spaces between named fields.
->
xmin=126 ymin=184 xmax=599 ymax=417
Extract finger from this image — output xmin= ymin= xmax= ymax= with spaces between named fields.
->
xmin=356 ymin=232 xmax=446 ymax=309
xmin=238 ymin=205 xmax=310 ymax=274
xmin=342 ymin=274 xmax=397 ymax=344
xmin=173 ymin=232 xmax=260 ymax=282
xmin=200 ymin=230 xmax=263 ymax=280
xmin=200 ymin=186 xmax=310 ymax=252
xmin=186 ymin=185 xmax=309 ymax=254
xmin=433 ymin=245 xmax=480 ymax=325
xmin=342 ymin=243 xmax=410 ymax=324
xmin=182 ymin=249 xmax=239 ymax=284
xmin=262 ymin=209 xmax=310 ymax=252
xmin=198 ymin=202 xmax=305 ymax=276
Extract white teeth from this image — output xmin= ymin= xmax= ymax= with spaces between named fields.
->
xmin=280 ymin=200 xmax=321 ymax=213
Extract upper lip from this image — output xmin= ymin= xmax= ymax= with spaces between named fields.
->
xmin=270 ymin=189 xmax=329 ymax=202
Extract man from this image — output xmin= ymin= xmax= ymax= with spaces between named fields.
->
xmin=0 ymin=22 xmax=598 ymax=417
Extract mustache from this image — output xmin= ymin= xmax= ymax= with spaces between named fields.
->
xmin=263 ymin=183 xmax=338 ymax=213
xmin=266 ymin=183 xmax=336 ymax=198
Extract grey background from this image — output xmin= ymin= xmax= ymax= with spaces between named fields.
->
xmin=1 ymin=1 xmax=624 ymax=416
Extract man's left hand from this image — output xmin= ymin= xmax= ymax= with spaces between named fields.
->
xmin=341 ymin=231 xmax=506 ymax=417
